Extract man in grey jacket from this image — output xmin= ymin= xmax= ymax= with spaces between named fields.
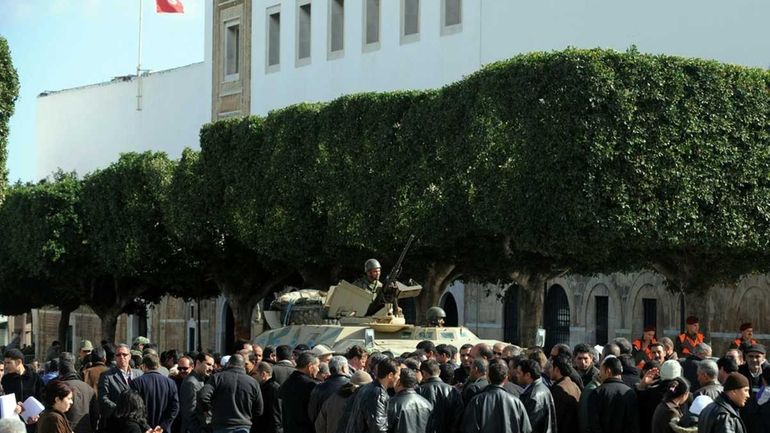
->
xmin=97 ymin=344 xmax=143 ymax=424
xmin=180 ymin=352 xmax=214 ymax=433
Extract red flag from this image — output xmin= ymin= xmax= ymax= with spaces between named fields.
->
xmin=156 ymin=0 xmax=184 ymax=13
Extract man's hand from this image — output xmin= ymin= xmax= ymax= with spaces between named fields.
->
xmin=25 ymin=416 xmax=39 ymax=425
xmin=14 ymin=402 xmax=22 ymax=414
xmin=638 ymin=367 xmax=659 ymax=390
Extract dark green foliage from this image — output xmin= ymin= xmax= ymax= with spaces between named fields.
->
xmin=0 ymin=36 xmax=20 ymax=201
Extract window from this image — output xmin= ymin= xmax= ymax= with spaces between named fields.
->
xmin=266 ymin=6 xmax=281 ymax=72
xmin=401 ymin=0 xmax=419 ymax=44
xmin=224 ymin=20 xmax=240 ymax=80
xmin=595 ymin=296 xmax=608 ymax=345
xmin=297 ymin=0 xmax=312 ymax=66
xmin=328 ymin=0 xmax=344 ymax=58
xmin=363 ymin=0 xmax=380 ymax=50
xmin=441 ymin=0 xmax=462 ymax=35
xmin=643 ymin=298 xmax=657 ymax=330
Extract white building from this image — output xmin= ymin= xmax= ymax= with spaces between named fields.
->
xmin=31 ymin=0 xmax=770 ymax=353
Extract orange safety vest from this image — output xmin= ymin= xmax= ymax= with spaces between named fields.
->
xmin=732 ymin=337 xmax=758 ymax=349
xmin=633 ymin=338 xmax=657 ymax=368
xmin=678 ymin=333 xmax=705 ymax=356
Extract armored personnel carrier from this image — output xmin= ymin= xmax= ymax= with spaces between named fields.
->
xmin=254 ymin=279 xmax=501 ymax=355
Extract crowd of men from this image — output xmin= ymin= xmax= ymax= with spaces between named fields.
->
xmin=0 ymin=315 xmax=767 ymax=433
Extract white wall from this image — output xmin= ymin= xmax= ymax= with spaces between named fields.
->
xmin=36 ymin=62 xmax=210 ymax=179
xmin=250 ymin=0 xmax=482 ymax=115
xmin=249 ymin=0 xmax=770 ymax=116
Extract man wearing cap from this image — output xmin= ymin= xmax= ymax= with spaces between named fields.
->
xmin=1 ymin=348 xmax=44 ymax=432
xmin=632 ymin=326 xmax=657 ymax=368
xmin=133 ymin=336 xmax=150 ymax=351
xmin=316 ymin=370 xmax=372 ymax=433
xmin=676 ymin=316 xmax=705 ymax=358
xmin=732 ymin=323 xmax=758 ymax=352
xmin=76 ymin=339 xmax=93 ymax=373
xmin=308 ymin=355 xmax=350 ymax=423
xmin=738 ymin=345 xmax=768 ymax=396
xmin=354 ymin=259 xmax=383 ymax=293
xmin=698 ymin=372 xmax=750 ymax=433
xmin=279 ymin=352 xmax=320 ymax=433
xmin=312 ymin=344 xmax=334 ymax=365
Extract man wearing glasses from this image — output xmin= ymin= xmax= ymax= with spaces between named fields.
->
xmin=97 ymin=343 xmax=144 ymax=423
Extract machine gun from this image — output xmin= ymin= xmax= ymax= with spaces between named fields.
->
xmin=365 ymin=234 xmax=416 ymax=316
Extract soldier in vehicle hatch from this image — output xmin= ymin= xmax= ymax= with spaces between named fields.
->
xmin=354 ymin=259 xmax=383 ymax=293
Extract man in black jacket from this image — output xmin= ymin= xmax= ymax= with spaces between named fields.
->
xmin=463 ymin=359 xmax=532 ymax=433
xmin=308 ymin=355 xmax=349 ymax=423
xmin=272 ymin=345 xmax=296 ymax=385
xmin=344 ymin=358 xmax=400 ymax=433
xmin=279 ymin=352 xmax=320 ymax=433
xmin=698 ymin=372 xmax=750 ymax=433
xmin=462 ymin=358 xmax=489 ymax=405
xmin=199 ymin=354 xmax=263 ymax=433
xmin=387 ymin=368 xmax=433 ymax=433
xmin=255 ymin=362 xmax=282 ymax=433
xmin=517 ymin=359 xmax=556 ymax=433
xmin=587 ymin=356 xmax=639 ymax=433
xmin=417 ymin=360 xmax=463 ymax=433
xmin=1 ymin=349 xmax=44 ymax=433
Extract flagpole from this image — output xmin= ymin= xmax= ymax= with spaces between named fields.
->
xmin=137 ymin=0 xmax=144 ymax=111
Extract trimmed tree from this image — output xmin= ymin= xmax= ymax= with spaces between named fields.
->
xmin=0 ymin=36 xmax=20 ymax=201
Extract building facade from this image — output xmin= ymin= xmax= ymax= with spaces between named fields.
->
xmin=23 ymin=0 xmax=770 ymax=357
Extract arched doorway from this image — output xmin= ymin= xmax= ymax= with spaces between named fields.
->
xmin=503 ymin=284 xmax=520 ymax=344
xmin=221 ymin=302 xmax=235 ymax=355
xmin=441 ymin=293 xmax=459 ymax=326
xmin=544 ymin=284 xmax=570 ymax=351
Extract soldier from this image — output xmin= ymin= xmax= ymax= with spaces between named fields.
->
xmin=731 ymin=322 xmax=758 ymax=351
xmin=426 ymin=307 xmax=447 ymax=327
xmin=675 ymin=316 xmax=705 ymax=358
xmin=354 ymin=259 xmax=383 ymax=293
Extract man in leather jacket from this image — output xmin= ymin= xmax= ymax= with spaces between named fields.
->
xmin=387 ymin=368 xmax=433 ymax=433
xmin=344 ymin=358 xmax=400 ymax=433
xmin=463 ymin=359 xmax=532 ymax=433
xmin=417 ymin=360 xmax=463 ymax=433
xmin=698 ymin=372 xmax=750 ymax=433
xmin=516 ymin=359 xmax=556 ymax=433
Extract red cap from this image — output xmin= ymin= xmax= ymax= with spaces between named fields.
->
xmin=643 ymin=325 xmax=656 ymax=333
xmin=740 ymin=322 xmax=753 ymax=332
xmin=686 ymin=316 xmax=699 ymax=325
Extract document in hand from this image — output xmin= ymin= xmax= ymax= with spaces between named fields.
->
xmin=0 ymin=393 xmax=17 ymax=419
xmin=20 ymin=396 xmax=44 ymax=422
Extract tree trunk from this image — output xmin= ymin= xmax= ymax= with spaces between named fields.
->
xmin=415 ymin=262 xmax=456 ymax=325
xmin=100 ymin=309 xmax=120 ymax=344
xmin=57 ymin=306 xmax=73 ymax=348
xmin=511 ymin=272 xmax=547 ymax=347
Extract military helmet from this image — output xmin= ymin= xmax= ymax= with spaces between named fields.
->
xmin=426 ymin=306 xmax=447 ymax=323
xmin=364 ymin=258 xmax=381 ymax=272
